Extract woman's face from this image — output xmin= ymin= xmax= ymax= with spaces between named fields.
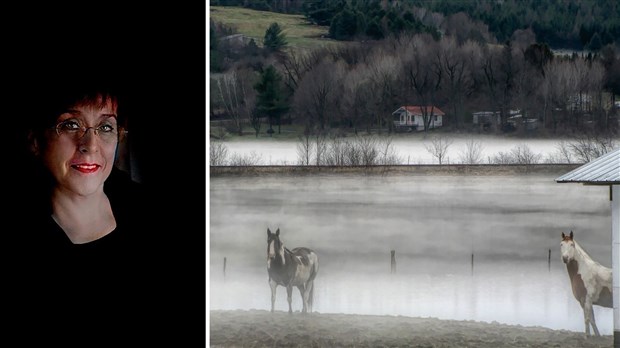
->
xmin=41 ymin=98 xmax=119 ymax=197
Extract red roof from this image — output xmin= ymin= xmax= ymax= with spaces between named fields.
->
xmin=398 ymin=106 xmax=445 ymax=116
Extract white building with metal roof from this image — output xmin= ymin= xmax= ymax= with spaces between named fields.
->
xmin=556 ymin=147 xmax=620 ymax=343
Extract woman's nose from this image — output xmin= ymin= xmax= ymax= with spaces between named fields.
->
xmin=78 ymin=128 xmax=98 ymax=153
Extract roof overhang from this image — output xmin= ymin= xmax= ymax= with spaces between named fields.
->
xmin=555 ymin=147 xmax=620 ymax=185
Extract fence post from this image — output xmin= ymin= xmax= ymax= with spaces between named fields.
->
xmin=223 ymin=257 xmax=227 ymax=277
xmin=391 ymin=250 xmax=396 ymax=274
xmin=471 ymin=253 xmax=474 ymax=276
xmin=548 ymin=249 xmax=551 ymax=272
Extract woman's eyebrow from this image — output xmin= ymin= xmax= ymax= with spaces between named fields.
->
xmin=62 ymin=110 xmax=118 ymax=119
xmin=56 ymin=113 xmax=118 ymax=126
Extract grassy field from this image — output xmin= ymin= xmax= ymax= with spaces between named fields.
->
xmin=209 ymin=5 xmax=339 ymax=52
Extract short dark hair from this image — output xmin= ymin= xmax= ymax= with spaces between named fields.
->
xmin=26 ymin=74 xmax=126 ymax=132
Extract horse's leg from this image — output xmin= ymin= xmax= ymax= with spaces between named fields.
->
xmin=589 ymin=304 xmax=601 ymax=336
xmin=269 ymin=279 xmax=277 ymax=313
xmin=286 ymin=285 xmax=293 ymax=314
xmin=298 ymin=285 xmax=307 ymax=314
xmin=583 ymin=299 xmax=593 ymax=336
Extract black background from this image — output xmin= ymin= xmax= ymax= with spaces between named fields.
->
xmin=4 ymin=2 xmax=206 ymax=345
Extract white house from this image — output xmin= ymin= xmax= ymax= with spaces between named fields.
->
xmin=392 ymin=106 xmax=444 ymax=131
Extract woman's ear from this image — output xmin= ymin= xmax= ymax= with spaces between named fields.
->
xmin=114 ymin=130 xmax=131 ymax=172
xmin=118 ymin=127 xmax=127 ymax=143
xmin=28 ymin=131 xmax=40 ymax=156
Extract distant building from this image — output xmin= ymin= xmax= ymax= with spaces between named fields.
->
xmin=472 ymin=111 xmax=500 ymax=128
xmin=392 ymin=106 xmax=444 ymax=131
xmin=472 ymin=109 xmax=537 ymax=131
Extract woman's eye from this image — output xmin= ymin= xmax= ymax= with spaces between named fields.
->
xmin=60 ymin=120 xmax=81 ymax=131
xmin=98 ymin=124 xmax=115 ymax=133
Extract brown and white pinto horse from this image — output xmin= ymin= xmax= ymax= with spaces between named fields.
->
xmin=560 ymin=231 xmax=613 ymax=336
xmin=267 ymin=228 xmax=319 ymax=314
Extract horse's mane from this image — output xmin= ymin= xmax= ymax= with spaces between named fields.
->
xmin=574 ymin=239 xmax=603 ymax=266
xmin=574 ymin=240 xmax=591 ymax=258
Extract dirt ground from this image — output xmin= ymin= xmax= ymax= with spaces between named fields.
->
xmin=209 ymin=310 xmax=613 ymax=348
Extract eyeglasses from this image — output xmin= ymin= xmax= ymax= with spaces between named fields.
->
xmin=52 ymin=119 xmax=126 ymax=143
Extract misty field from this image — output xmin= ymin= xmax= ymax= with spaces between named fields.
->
xmin=209 ymin=169 xmax=614 ymax=344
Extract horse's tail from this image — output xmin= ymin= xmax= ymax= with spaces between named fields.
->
xmin=308 ymin=252 xmax=319 ymax=311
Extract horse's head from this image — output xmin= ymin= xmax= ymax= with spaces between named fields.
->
xmin=560 ymin=231 xmax=576 ymax=264
xmin=267 ymin=228 xmax=285 ymax=268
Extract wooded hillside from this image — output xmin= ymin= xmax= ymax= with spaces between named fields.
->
xmin=209 ymin=2 xmax=620 ymax=139
xmin=210 ymin=0 xmax=620 ymax=49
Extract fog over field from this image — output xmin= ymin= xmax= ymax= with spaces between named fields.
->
xmin=220 ymin=135 xmax=566 ymax=165
xmin=209 ymin=173 xmax=613 ymax=334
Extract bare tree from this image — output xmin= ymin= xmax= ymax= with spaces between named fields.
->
xmin=228 ymin=151 xmax=263 ymax=166
xmin=209 ymin=140 xmax=229 ymax=166
xmin=341 ymin=63 xmax=373 ymax=134
xmin=424 ymin=135 xmax=454 ymax=164
xmin=367 ymin=51 xmax=401 ymax=133
xmin=324 ymin=134 xmax=348 ymax=166
xmin=215 ymin=70 xmax=255 ymax=135
xmin=569 ymin=132 xmax=617 ymax=163
xmin=293 ymin=59 xmax=345 ymax=131
xmin=538 ymin=61 xmax=555 ymax=129
xmin=296 ymin=131 xmax=313 ymax=165
xmin=544 ymin=59 xmax=575 ymax=132
xmin=510 ymin=144 xmax=541 ymax=164
xmin=459 ymin=138 xmax=484 ymax=164
xmin=401 ymin=34 xmax=443 ymax=132
xmin=250 ymin=108 xmax=262 ymax=138
xmin=481 ymin=45 xmax=503 ymax=131
xmin=489 ymin=151 xmax=514 ymax=164
xmin=488 ymin=144 xmax=540 ymax=164
xmin=282 ymin=48 xmax=325 ymax=91
xmin=358 ymin=136 xmax=379 ymax=166
xmin=376 ymin=136 xmax=402 ymax=165
xmin=587 ymin=61 xmax=606 ymax=129
xmin=318 ymin=135 xmax=401 ymax=166
xmin=548 ymin=141 xmax=574 ymax=164
xmin=440 ymin=37 xmax=472 ymax=129
xmin=314 ymin=131 xmax=328 ymax=166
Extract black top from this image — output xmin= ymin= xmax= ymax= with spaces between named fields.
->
xmin=4 ymin=168 xmax=184 ymax=346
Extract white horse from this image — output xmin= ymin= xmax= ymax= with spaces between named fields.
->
xmin=560 ymin=231 xmax=613 ymax=336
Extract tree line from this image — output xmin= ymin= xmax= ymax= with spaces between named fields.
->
xmin=210 ymin=0 xmax=620 ymax=50
xmin=211 ymin=16 xmax=620 ymax=138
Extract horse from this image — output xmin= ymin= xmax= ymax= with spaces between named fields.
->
xmin=560 ymin=231 xmax=613 ymax=337
xmin=266 ymin=228 xmax=319 ymax=314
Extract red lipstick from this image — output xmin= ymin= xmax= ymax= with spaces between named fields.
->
xmin=71 ymin=163 xmax=100 ymax=173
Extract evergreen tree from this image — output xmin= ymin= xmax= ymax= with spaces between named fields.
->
xmin=366 ymin=18 xmax=384 ymax=39
xmin=209 ymin=21 xmax=221 ymax=72
xmin=587 ymin=32 xmax=603 ymax=51
xmin=254 ymin=65 xmax=289 ymax=135
xmin=263 ymin=22 xmax=287 ymax=52
xmin=303 ymin=0 xmax=345 ymax=26
xmin=329 ymin=8 xmax=359 ymax=40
